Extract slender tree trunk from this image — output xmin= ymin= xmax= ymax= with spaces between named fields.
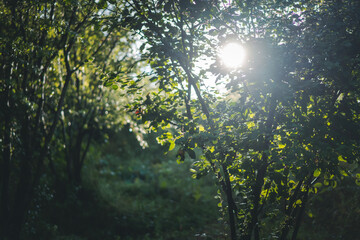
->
xmin=1 ymin=84 xmax=11 ymax=238
xmin=280 ymin=178 xmax=304 ymax=240
xmin=9 ymin=116 xmax=32 ymax=240
xmin=291 ymin=184 xmax=310 ymax=240
xmin=245 ymin=164 xmax=267 ymax=240
xmin=222 ymin=164 xmax=237 ymax=240
xmin=245 ymin=98 xmax=277 ymax=240
xmin=73 ymin=131 xmax=84 ymax=185
xmin=0 ymin=117 xmax=11 ymax=238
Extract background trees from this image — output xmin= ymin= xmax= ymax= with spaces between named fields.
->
xmin=1 ymin=0 xmax=360 ymax=239
xmin=1 ymin=1 xmax=217 ymax=239
xmin=121 ymin=0 xmax=360 ymax=239
xmin=0 ymin=0 xmax=133 ymax=238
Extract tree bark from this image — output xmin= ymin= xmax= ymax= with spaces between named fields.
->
xmin=0 ymin=74 xmax=11 ymax=238
xmin=223 ymin=164 xmax=237 ymax=240
xmin=245 ymin=97 xmax=277 ymax=240
xmin=9 ymin=116 xmax=32 ymax=240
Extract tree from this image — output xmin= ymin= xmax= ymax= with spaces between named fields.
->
xmin=50 ymin=18 xmax=135 ymax=186
xmin=120 ymin=0 xmax=360 ymax=239
xmin=0 ymin=0 xmax=132 ymax=238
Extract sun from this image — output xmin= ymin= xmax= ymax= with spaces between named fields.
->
xmin=219 ymin=42 xmax=246 ymax=69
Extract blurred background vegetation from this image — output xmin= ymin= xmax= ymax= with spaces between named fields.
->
xmin=22 ymin=126 xmax=222 ymax=240
xmin=19 ymin=125 xmax=360 ymax=240
xmin=1 ymin=1 xmax=360 ymax=239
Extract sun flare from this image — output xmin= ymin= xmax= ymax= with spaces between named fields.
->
xmin=219 ymin=42 xmax=246 ymax=69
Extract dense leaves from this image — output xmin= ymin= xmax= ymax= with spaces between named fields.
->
xmin=121 ymin=0 xmax=360 ymax=239
xmin=1 ymin=0 xmax=360 ymax=239
xmin=0 ymin=1 xmax=134 ymax=239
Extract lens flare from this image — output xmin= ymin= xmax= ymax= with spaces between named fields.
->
xmin=219 ymin=42 xmax=245 ymax=69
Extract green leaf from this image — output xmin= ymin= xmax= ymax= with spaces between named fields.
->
xmin=338 ymin=155 xmax=347 ymax=162
xmin=278 ymin=143 xmax=286 ymax=149
xmin=169 ymin=141 xmax=175 ymax=151
xmin=356 ymin=179 xmax=360 ymax=186
xmin=246 ymin=121 xmax=255 ymax=129
xmin=198 ymin=125 xmax=205 ymax=132
xmin=340 ymin=170 xmax=348 ymax=176
xmin=104 ymin=81 xmax=113 ymax=87
xmin=313 ymin=169 xmax=321 ymax=177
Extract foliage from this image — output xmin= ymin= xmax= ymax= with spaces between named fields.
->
xmin=300 ymin=179 xmax=360 ymax=240
xmin=120 ymin=0 xmax=360 ymax=239
xmin=40 ymin=129 xmax=220 ymax=240
xmin=84 ymin=129 xmax=220 ymax=239
xmin=1 ymin=0 xmax=360 ymax=239
xmin=49 ymin=18 xmax=135 ymax=185
xmin=0 ymin=0 xmax=134 ymax=238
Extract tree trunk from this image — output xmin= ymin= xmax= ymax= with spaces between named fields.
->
xmin=222 ymin=164 xmax=237 ymax=240
xmin=8 ymin=116 xmax=33 ymax=240
xmin=0 ymin=85 xmax=11 ymax=238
